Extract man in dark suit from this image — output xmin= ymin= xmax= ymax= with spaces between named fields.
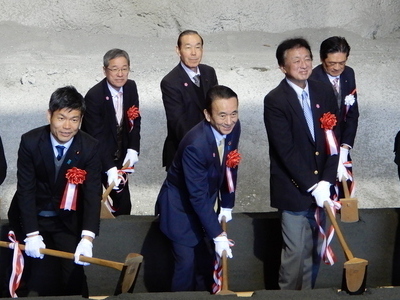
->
xmin=0 ymin=136 xmax=6 ymax=185
xmin=264 ymin=38 xmax=339 ymax=290
xmin=82 ymin=49 xmax=141 ymax=216
xmin=156 ymin=85 xmax=241 ymax=292
xmin=310 ymin=36 xmax=359 ymax=184
xmin=8 ymin=86 xmax=101 ymax=297
xmin=161 ymin=30 xmax=218 ymax=170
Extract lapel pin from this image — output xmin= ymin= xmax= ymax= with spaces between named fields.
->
xmin=316 ymin=104 xmax=320 ymax=108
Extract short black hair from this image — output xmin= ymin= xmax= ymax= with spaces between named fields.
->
xmin=177 ymin=30 xmax=204 ymax=48
xmin=103 ymin=48 xmax=130 ymax=68
xmin=319 ymin=36 xmax=351 ymax=60
xmin=205 ymin=85 xmax=238 ymax=114
xmin=276 ymin=37 xmax=313 ymax=67
xmin=48 ymin=86 xmax=85 ymax=115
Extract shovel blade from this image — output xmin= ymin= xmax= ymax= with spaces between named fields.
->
xmin=114 ymin=253 xmax=143 ymax=295
xmin=342 ymin=257 xmax=368 ymax=294
xmin=340 ymin=197 xmax=359 ymax=223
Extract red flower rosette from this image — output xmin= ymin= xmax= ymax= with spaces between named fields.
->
xmin=226 ymin=149 xmax=241 ymax=168
xmin=127 ymin=105 xmax=140 ymax=132
xmin=60 ymin=167 xmax=87 ymax=211
xmin=65 ymin=167 xmax=87 ymax=184
xmin=127 ymin=105 xmax=140 ymax=120
xmin=225 ymin=149 xmax=241 ymax=194
xmin=320 ymin=112 xmax=337 ymax=130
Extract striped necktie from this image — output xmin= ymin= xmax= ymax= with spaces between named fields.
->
xmin=301 ymin=90 xmax=315 ymax=140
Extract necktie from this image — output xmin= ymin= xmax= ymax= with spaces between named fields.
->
xmin=114 ymin=92 xmax=123 ymax=124
xmin=56 ymin=145 xmax=65 ymax=161
xmin=301 ymin=91 xmax=315 ymax=140
xmin=332 ymin=77 xmax=340 ymax=94
xmin=218 ymin=138 xmax=225 ymax=165
xmin=193 ymin=75 xmax=201 ymax=87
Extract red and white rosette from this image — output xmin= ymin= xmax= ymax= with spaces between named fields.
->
xmin=127 ymin=105 xmax=140 ymax=133
xmin=60 ymin=167 xmax=87 ymax=211
xmin=344 ymin=88 xmax=357 ymax=117
xmin=225 ymin=149 xmax=241 ymax=193
xmin=8 ymin=231 xmax=24 ymax=298
xmin=320 ymin=112 xmax=338 ymax=156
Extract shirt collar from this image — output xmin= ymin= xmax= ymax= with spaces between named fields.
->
xmin=180 ymin=62 xmax=200 ymax=80
xmin=210 ymin=126 xmax=226 ymax=146
xmin=50 ymin=133 xmax=73 ymax=155
xmin=106 ymin=82 xmax=123 ymax=97
xmin=286 ymin=78 xmax=309 ymax=100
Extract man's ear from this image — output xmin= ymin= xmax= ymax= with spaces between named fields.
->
xmin=203 ymin=109 xmax=211 ymax=122
xmin=46 ymin=110 xmax=52 ymax=123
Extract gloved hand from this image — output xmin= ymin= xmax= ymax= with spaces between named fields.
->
xmin=218 ymin=208 xmax=233 ymax=223
xmin=311 ymin=181 xmax=333 ymax=208
xmin=337 ymin=147 xmax=350 ymax=181
xmin=123 ymin=149 xmax=139 ymax=167
xmin=24 ymin=234 xmax=46 ymax=259
xmin=74 ymin=238 xmax=93 ymax=266
xmin=213 ymin=235 xmax=233 ymax=258
xmin=106 ymin=167 xmax=121 ymax=190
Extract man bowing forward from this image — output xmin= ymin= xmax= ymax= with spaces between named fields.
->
xmin=156 ymin=85 xmax=241 ymax=292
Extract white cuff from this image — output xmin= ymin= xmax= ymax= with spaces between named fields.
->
xmin=81 ymin=230 xmax=95 ymax=239
xmin=26 ymin=231 xmax=39 ymax=237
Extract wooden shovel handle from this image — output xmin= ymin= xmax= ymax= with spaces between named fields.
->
xmin=102 ymin=161 xmax=131 ymax=201
xmin=0 ymin=241 xmax=124 ymax=271
xmin=324 ymin=201 xmax=354 ymax=260
xmin=341 ymin=176 xmax=350 ymax=199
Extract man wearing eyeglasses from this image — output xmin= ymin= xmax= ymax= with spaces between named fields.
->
xmin=82 ymin=48 xmax=141 ymax=216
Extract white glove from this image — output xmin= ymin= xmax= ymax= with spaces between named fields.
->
xmin=123 ymin=149 xmax=139 ymax=167
xmin=218 ymin=208 xmax=233 ymax=223
xmin=311 ymin=181 xmax=333 ymax=208
xmin=337 ymin=147 xmax=350 ymax=181
xmin=74 ymin=238 xmax=93 ymax=266
xmin=106 ymin=167 xmax=121 ymax=190
xmin=213 ymin=235 xmax=233 ymax=258
xmin=24 ymin=234 xmax=46 ymax=259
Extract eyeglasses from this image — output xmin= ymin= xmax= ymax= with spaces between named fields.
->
xmin=106 ymin=67 xmax=130 ymax=74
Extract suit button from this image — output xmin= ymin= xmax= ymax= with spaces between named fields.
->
xmin=315 ymin=151 xmax=319 ymax=156
xmin=314 ymin=170 xmax=318 ymax=175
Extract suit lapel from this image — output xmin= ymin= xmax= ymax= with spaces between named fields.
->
xmin=179 ymin=64 xmax=204 ymax=113
xmin=39 ymin=127 xmax=57 ymax=187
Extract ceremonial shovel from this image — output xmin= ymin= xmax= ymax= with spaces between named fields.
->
xmin=100 ymin=161 xmax=132 ymax=219
xmin=216 ymin=217 xmax=254 ymax=297
xmin=0 ymin=241 xmax=143 ymax=295
xmin=324 ymin=201 xmax=368 ymax=294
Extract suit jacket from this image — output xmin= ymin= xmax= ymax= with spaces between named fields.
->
xmin=8 ymin=126 xmax=101 ymax=237
xmin=161 ymin=63 xmax=218 ymax=168
xmin=264 ymin=79 xmax=339 ymax=212
xmin=156 ymin=120 xmax=241 ymax=247
xmin=0 ymin=136 xmax=6 ymax=185
xmin=310 ymin=65 xmax=359 ymax=148
xmin=82 ymin=78 xmax=141 ymax=172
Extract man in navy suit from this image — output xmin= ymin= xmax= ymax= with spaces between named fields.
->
xmin=8 ymin=86 xmax=101 ymax=297
xmin=161 ymin=30 xmax=218 ymax=170
xmin=310 ymin=36 xmax=359 ymax=185
xmin=264 ymin=38 xmax=339 ymax=290
xmin=82 ymin=49 xmax=141 ymax=215
xmin=156 ymin=85 xmax=241 ymax=292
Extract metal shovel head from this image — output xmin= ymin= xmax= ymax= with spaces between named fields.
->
xmin=342 ymin=257 xmax=368 ymax=294
xmin=340 ymin=197 xmax=359 ymax=223
xmin=114 ymin=253 xmax=143 ymax=295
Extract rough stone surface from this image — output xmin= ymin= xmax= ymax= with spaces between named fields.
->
xmin=0 ymin=1 xmax=400 ymax=218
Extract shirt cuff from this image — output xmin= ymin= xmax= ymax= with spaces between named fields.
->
xmin=81 ymin=230 xmax=95 ymax=239
xmin=26 ymin=231 xmax=39 ymax=237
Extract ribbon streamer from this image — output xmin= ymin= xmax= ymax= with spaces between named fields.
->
xmin=212 ymin=239 xmax=234 ymax=294
xmin=8 ymin=231 xmax=24 ymax=298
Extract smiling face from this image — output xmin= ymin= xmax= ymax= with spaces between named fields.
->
xmin=204 ymin=97 xmax=238 ymax=135
xmin=47 ymin=108 xmax=82 ymax=144
xmin=321 ymin=52 xmax=348 ymax=77
xmin=280 ymin=46 xmax=313 ymax=88
xmin=103 ymin=56 xmax=130 ymax=90
xmin=176 ymin=33 xmax=203 ymax=72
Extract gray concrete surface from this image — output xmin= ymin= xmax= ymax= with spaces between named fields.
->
xmin=0 ymin=1 xmax=400 ymax=218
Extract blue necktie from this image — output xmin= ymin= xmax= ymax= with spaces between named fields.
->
xmin=56 ymin=145 xmax=65 ymax=161
xmin=301 ymin=90 xmax=314 ymax=140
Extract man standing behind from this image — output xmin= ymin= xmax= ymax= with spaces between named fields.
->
xmin=161 ymin=30 xmax=218 ymax=170
xmin=310 ymin=36 xmax=359 ymax=185
xmin=82 ymin=49 xmax=141 ymax=216
xmin=263 ymin=38 xmax=339 ymax=290
xmin=156 ymin=85 xmax=241 ymax=292
xmin=8 ymin=86 xmax=101 ymax=297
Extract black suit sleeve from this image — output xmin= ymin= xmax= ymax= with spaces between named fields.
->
xmin=0 ymin=136 xmax=6 ymax=185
